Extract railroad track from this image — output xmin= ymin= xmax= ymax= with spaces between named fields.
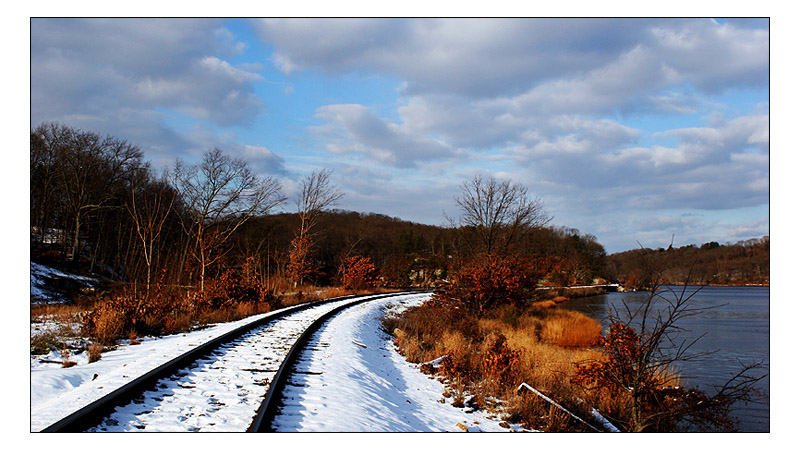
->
xmin=41 ymin=291 xmax=422 ymax=432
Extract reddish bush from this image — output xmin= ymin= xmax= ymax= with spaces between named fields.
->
xmin=482 ymin=333 xmax=520 ymax=386
xmin=435 ymin=253 xmax=536 ymax=314
xmin=339 ymin=255 xmax=380 ymax=290
xmin=287 ymin=234 xmax=319 ymax=286
xmin=202 ymin=259 xmax=273 ymax=310
xmin=84 ymin=258 xmax=274 ymax=342
xmin=83 ymin=281 xmax=186 ymax=342
xmin=571 ymin=322 xmax=734 ymax=431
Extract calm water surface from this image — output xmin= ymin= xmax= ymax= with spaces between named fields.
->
xmin=561 ymin=286 xmax=769 ymax=432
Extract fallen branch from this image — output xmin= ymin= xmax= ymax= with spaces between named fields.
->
xmin=574 ymin=398 xmax=621 ymax=432
xmin=517 ymin=383 xmax=602 ymax=432
xmin=589 ymin=408 xmax=621 ymax=432
xmin=422 ymin=355 xmax=450 ymax=368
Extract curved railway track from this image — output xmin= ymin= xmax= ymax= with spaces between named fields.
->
xmin=41 ymin=291 xmax=422 ymax=432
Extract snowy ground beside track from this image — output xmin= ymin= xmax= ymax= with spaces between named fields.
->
xmin=272 ymin=292 xmax=524 ymax=432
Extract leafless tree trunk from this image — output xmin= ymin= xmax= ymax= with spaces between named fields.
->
xmin=172 ymin=148 xmax=286 ymax=293
xmin=126 ymin=172 xmax=176 ymax=295
xmin=288 ymin=169 xmax=343 ymax=287
xmin=453 ymin=174 xmax=551 ymax=256
xmin=296 ymin=168 xmax=344 ymax=238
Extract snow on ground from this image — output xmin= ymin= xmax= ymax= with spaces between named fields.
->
xmin=273 ymin=293 xmax=525 ymax=432
xmin=30 ymin=306 xmax=297 ymax=432
xmin=31 ymin=291 xmax=525 ymax=432
xmin=30 ymin=261 xmax=97 ymax=302
xmin=84 ymin=297 xmax=369 ymax=432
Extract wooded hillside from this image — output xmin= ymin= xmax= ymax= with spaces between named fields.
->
xmin=32 ymin=122 xmax=766 ymax=299
xmin=30 ymin=123 xmax=610 ymax=298
xmin=605 ymin=237 xmax=769 ymax=287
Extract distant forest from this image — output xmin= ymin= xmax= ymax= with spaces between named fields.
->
xmin=29 ymin=123 xmax=609 ymax=293
xmin=30 ymin=122 xmax=768 ymax=294
xmin=605 ymin=237 xmax=770 ymax=287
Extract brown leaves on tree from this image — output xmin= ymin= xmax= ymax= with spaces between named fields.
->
xmin=287 ymin=234 xmax=319 ymax=287
xmin=338 ymin=255 xmax=380 ymax=290
xmin=435 ymin=253 xmax=536 ymax=315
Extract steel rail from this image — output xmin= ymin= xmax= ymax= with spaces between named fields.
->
xmin=40 ymin=292 xmax=379 ymax=432
xmin=248 ymin=290 xmax=430 ymax=432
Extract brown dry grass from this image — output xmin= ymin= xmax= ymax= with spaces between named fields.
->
xmin=87 ymin=342 xmax=103 ymax=363
xmin=386 ymin=301 xmax=604 ymax=431
xmin=89 ymin=303 xmax=126 ymax=345
xmin=31 ymin=302 xmax=89 ymax=320
xmin=34 ymin=282 xmax=390 ymax=362
xmin=538 ymin=310 xmax=602 ymax=348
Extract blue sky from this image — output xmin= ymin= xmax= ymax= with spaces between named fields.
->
xmin=29 ymin=17 xmax=770 ymax=253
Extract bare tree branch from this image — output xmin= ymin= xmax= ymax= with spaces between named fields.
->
xmin=171 ymin=148 xmax=286 ymax=291
xmin=454 ymin=174 xmax=551 ymax=255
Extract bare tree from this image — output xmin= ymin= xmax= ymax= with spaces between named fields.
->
xmin=30 ymin=124 xmax=66 ymax=245
xmin=287 ymin=169 xmax=344 ymax=287
xmin=172 ymin=148 xmax=286 ymax=292
xmin=453 ymin=174 xmax=551 ymax=255
xmin=33 ymin=124 xmax=145 ymax=267
xmin=296 ymin=168 xmax=344 ymax=238
xmin=126 ymin=169 xmax=176 ymax=295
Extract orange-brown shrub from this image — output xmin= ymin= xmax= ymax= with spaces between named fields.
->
xmin=84 ymin=299 xmax=127 ymax=344
xmin=481 ymin=333 xmax=520 ymax=387
xmin=339 ymin=255 xmax=380 ymax=290
xmin=201 ymin=257 xmax=274 ymax=310
xmin=287 ymin=234 xmax=319 ymax=286
xmin=84 ymin=257 xmax=278 ymax=343
xmin=435 ymin=253 xmax=538 ymax=315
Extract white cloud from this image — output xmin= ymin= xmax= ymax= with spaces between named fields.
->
xmin=310 ymin=104 xmax=456 ymax=168
xmin=30 ymin=18 xmax=769 ymax=253
xmin=32 ymin=19 xmax=266 ymax=130
xmin=255 ymin=18 xmax=766 ymax=100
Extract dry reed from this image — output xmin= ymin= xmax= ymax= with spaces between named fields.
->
xmin=388 ymin=300 xmax=605 ymax=431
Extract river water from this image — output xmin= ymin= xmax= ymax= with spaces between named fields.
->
xmin=560 ymin=285 xmax=769 ymax=432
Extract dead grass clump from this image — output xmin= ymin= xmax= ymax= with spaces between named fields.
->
xmin=539 ymin=310 xmax=602 ymax=348
xmin=279 ymin=285 xmax=389 ymax=307
xmin=163 ymin=314 xmax=193 ymax=335
xmin=505 ymin=392 xmax=577 ymax=431
xmin=128 ymin=328 xmax=140 ymax=345
xmin=87 ymin=301 xmax=126 ymax=345
xmin=60 ymin=345 xmax=77 ymax=368
xmin=393 ymin=328 xmax=426 ymax=362
xmin=531 ymin=300 xmax=557 ymax=309
xmin=440 ymin=330 xmax=471 ymax=362
xmin=31 ymin=303 xmax=89 ymax=323
xmin=88 ymin=342 xmax=103 ymax=363
xmin=31 ymin=331 xmax=60 ymax=355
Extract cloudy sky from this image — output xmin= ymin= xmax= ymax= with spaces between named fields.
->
xmin=29 ymin=17 xmax=769 ymax=253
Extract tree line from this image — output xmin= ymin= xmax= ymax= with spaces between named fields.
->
xmin=31 ymin=123 xmax=613 ymax=300
xmin=605 ymin=237 xmax=770 ymax=288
